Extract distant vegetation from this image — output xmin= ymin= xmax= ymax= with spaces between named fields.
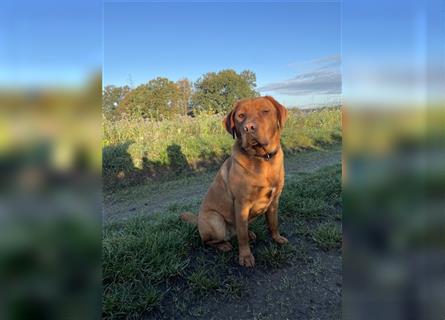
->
xmin=102 ymin=107 xmax=341 ymax=189
xmin=103 ymin=69 xmax=258 ymax=120
xmin=102 ymin=69 xmax=342 ymax=189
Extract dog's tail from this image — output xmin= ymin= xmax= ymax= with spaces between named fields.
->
xmin=180 ymin=211 xmax=198 ymax=225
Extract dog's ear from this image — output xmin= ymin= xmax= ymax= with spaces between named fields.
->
xmin=264 ymin=96 xmax=288 ymax=129
xmin=223 ymin=102 xmax=240 ymax=139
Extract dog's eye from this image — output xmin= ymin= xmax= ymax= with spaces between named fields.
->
xmin=238 ymin=113 xmax=245 ymax=119
xmin=262 ymin=110 xmax=270 ymax=114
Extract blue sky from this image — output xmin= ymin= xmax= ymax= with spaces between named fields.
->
xmin=342 ymin=0 xmax=445 ymax=106
xmin=0 ymin=0 xmax=102 ymax=88
xmin=104 ymin=2 xmax=341 ymax=107
xmin=1 ymin=0 xmax=442 ymax=107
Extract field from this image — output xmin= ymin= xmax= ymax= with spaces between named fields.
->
xmin=102 ymin=107 xmax=341 ymax=189
xmin=102 ymin=107 xmax=342 ymax=319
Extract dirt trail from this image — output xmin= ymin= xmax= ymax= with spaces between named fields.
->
xmin=103 ymin=145 xmax=341 ymax=223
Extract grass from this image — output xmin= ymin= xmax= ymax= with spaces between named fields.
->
xmin=217 ymin=276 xmax=246 ymax=298
xmin=279 ymin=164 xmax=342 ymax=219
xmin=187 ymin=269 xmax=219 ymax=292
xmin=313 ymin=222 xmax=342 ymax=251
xmin=102 ymin=107 xmax=341 ymax=189
xmin=102 ymin=163 xmax=342 ymax=319
xmin=256 ymin=243 xmax=297 ymax=268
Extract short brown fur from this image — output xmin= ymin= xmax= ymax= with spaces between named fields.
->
xmin=181 ymin=96 xmax=288 ymax=267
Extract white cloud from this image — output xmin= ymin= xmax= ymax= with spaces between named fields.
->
xmin=259 ymin=54 xmax=342 ymax=96
xmin=287 ymin=54 xmax=341 ymax=69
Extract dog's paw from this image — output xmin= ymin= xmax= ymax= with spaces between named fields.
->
xmin=216 ymin=241 xmax=233 ymax=252
xmin=272 ymin=235 xmax=289 ymax=245
xmin=239 ymin=252 xmax=255 ymax=267
xmin=248 ymin=230 xmax=257 ymax=241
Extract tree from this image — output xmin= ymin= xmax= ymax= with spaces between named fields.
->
xmin=102 ymin=85 xmax=130 ymax=120
xmin=190 ymin=69 xmax=259 ymax=114
xmin=240 ymin=70 xmax=257 ymax=88
xmin=176 ymin=78 xmax=192 ymax=115
xmin=118 ymin=77 xmax=182 ymax=120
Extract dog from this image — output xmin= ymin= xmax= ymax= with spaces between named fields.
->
xmin=181 ymin=96 xmax=288 ymax=267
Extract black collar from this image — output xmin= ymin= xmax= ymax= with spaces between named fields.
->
xmin=240 ymin=144 xmax=280 ymax=161
xmin=254 ymin=148 xmax=279 ymax=161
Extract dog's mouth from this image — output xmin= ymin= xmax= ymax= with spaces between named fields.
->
xmin=244 ymin=137 xmax=272 ymax=156
xmin=250 ymin=140 xmax=263 ymax=147
xmin=248 ymin=137 xmax=268 ymax=148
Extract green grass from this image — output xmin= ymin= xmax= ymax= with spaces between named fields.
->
xmin=313 ymin=222 xmax=342 ymax=251
xmin=217 ymin=276 xmax=246 ymax=298
xmin=102 ymin=107 xmax=341 ymax=189
xmin=279 ymin=164 xmax=342 ymax=219
xmin=102 ymin=164 xmax=342 ymax=319
xmin=187 ymin=269 xmax=219 ymax=292
xmin=256 ymin=242 xmax=296 ymax=268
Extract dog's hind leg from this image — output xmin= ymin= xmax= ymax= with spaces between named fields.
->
xmin=198 ymin=211 xmax=232 ymax=252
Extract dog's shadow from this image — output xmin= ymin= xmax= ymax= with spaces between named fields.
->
xmin=103 ymin=141 xmax=194 ymax=189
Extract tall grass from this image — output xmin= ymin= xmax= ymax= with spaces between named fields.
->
xmin=102 ymin=107 xmax=341 ymax=188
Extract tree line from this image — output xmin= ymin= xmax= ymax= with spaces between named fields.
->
xmin=103 ymin=69 xmax=259 ymax=120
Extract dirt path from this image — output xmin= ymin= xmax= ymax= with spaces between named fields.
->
xmin=103 ymin=145 xmax=341 ymax=223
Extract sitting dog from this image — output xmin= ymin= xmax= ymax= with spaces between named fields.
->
xmin=181 ymin=96 xmax=288 ymax=267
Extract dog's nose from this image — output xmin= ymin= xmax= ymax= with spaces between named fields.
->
xmin=243 ymin=122 xmax=256 ymax=133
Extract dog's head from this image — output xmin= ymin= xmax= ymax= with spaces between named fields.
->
xmin=223 ymin=96 xmax=288 ymax=157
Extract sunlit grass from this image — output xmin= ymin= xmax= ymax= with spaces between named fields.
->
xmin=102 ymin=107 xmax=341 ymax=188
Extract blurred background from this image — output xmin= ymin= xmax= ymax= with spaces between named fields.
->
xmin=0 ymin=0 xmax=102 ymax=319
xmin=0 ymin=0 xmax=443 ymax=319
xmin=342 ymin=0 xmax=445 ymax=319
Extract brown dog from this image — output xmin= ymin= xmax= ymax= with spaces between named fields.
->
xmin=181 ymin=96 xmax=288 ymax=267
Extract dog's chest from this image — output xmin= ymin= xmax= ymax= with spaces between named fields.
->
xmin=249 ymin=187 xmax=277 ymax=218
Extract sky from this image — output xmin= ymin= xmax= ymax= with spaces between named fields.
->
xmin=342 ymin=0 xmax=445 ymax=107
xmin=103 ymin=2 xmax=342 ymax=108
xmin=0 ymin=0 xmax=102 ymax=88
xmin=1 ymin=0 xmax=442 ymax=108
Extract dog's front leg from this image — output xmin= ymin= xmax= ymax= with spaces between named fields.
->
xmin=235 ymin=200 xmax=255 ymax=267
xmin=266 ymin=198 xmax=288 ymax=244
